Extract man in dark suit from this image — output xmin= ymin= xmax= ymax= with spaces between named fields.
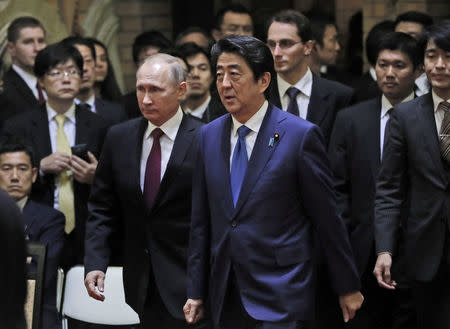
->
xmin=61 ymin=37 xmax=127 ymax=125
xmin=2 ymin=42 xmax=109 ymax=268
xmin=329 ymin=32 xmax=421 ymax=329
xmin=0 ymin=189 xmax=27 ymax=329
xmin=184 ymin=36 xmax=363 ymax=329
xmin=0 ymin=136 xmax=65 ymax=329
xmin=266 ymin=10 xmax=354 ymax=146
xmin=178 ymin=42 xmax=227 ymax=122
xmin=373 ymin=21 xmax=450 ymax=329
xmin=0 ymin=17 xmax=47 ymax=124
xmin=84 ymin=53 xmax=207 ymax=329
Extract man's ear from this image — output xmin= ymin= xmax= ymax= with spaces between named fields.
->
xmin=7 ymin=42 xmax=16 ymax=57
xmin=178 ymin=81 xmax=187 ymax=99
xmin=259 ymin=72 xmax=271 ymax=94
xmin=31 ymin=167 xmax=38 ymax=184
xmin=304 ymin=40 xmax=315 ymax=56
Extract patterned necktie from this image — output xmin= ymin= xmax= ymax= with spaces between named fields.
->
xmin=36 ymin=82 xmax=45 ymax=104
xmin=286 ymin=87 xmax=300 ymax=116
xmin=143 ymin=128 xmax=164 ymax=208
xmin=382 ymin=108 xmax=394 ymax=159
xmin=55 ymin=114 xmax=75 ymax=234
xmin=230 ymin=125 xmax=251 ymax=206
xmin=439 ymin=101 xmax=450 ymax=163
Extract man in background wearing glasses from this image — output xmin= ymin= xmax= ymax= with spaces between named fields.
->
xmin=2 ymin=42 xmax=109 ymax=271
xmin=266 ymin=9 xmax=354 ymax=146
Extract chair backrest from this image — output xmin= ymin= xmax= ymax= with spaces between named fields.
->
xmin=25 ymin=242 xmax=47 ymax=329
xmin=61 ymin=265 xmax=140 ymax=325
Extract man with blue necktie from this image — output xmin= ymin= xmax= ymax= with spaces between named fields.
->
xmin=184 ymin=36 xmax=363 ymax=329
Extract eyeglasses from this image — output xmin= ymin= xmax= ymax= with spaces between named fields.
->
xmin=46 ymin=68 xmax=80 ymax=80
xmin=267 ymin=40 xmax=302 ymax=50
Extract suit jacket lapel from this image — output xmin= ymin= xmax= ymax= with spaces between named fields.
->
xmin=306 ymin=75 xmax=330 ymax=126
xmin=74 ymin=105 xmax=91 ymax=145
xmin=367 ymin=98 xmax=382 ymax=180
xmin=419 ymin=94 xmax=448 ymax=182
xmin=8 ymin=69 xmax=38 ymax=106
xmin=32 ymin=106 xmax=52 ymax=157
xmin=133 ymin=118 xmax=149 ymax=210
xmin=233 ymin=105 xmax=283 ymax=214
xmin=220 ymin=116 xmax=235 ymax=212
xmin=23 ymin=200 xmax=36 ymax=235
xmin=154 ymin=115 xmax=196 ymax=207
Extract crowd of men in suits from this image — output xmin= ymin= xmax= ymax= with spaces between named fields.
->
xmin=0 ymin=4 xmax=449 ymax=329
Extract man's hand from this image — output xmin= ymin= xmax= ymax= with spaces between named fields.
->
xmin=183 ymin=298 xmax=204 ymax=324
xmin=71 ymin=152 xmax=98 ymax=184
xmin=339 ymin=291 xmax=364 ymax=322
xmin=373 ymin=253 xmax=397 ymax=290
xmin=85 ymin=270 xmax=106 ymax=301
xmin=40 ymin=152 xmax=71 ymax=174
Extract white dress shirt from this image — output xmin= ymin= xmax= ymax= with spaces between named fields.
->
xmin=230 ymin=101 xmax=268 ymax=166
xmin=380 ymin=93 xmax=414 ymax=159
xmin=13 ymin=64 xmax=46 ymax=101
xmin=75 ymin=93 xmax=96 ymax=113
xmin=185 ymin=95 xmax=210 ymax=119
xmin=414 ymin=73 xmax=430 ymax=97
xmin=46 ymin=102 xmax=77 ymax=209
xmin=140 ymin=107 xmax=183 ymax=191
xmin=277 ymin=68 xmax=313 ymax=120
xmin=432 ymin=91 xmax=450 ymax=134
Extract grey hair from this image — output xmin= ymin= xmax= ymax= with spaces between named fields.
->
xmin=137 ymin=53 xmax=186 ymax=84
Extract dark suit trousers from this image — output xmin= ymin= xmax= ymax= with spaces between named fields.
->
xmin=411 ymin=233 xmax=450 ymax=329
xmin=141 ymin=269 xmax=210 ymax=329
xmin=220 ymin=269 xmax=307 ymax=329
xmin=345 ymin=260 xmax=416 ymax=329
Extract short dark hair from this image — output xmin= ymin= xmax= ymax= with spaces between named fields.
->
xmin=215 ymin=3 xmax=252 ymax=29
xmin=375 ymin=32 xmax=421 ymax=69
xmin=132 ymin=30 xmax=172 ymax=64
xmin=420 ymin=20 xmax=450 ymax=54
xmin=7 ymin=16 xmax=45 ymax=43
xmin=0 ymin=136 xmax=36 ymax=168
xmin=61 ymin=36 xmax=96 ymax=61
xmin=268 ymin=10 xmax=312 ymax=43
xmin=395 ymin=11 xmax=433 ymax=29
xmin=307 ymin=12 xmax=336 ymax=47
xmin=211 ymin=36 xmax=275 ymax=99
xmin=34 ymin=42 xmax=84 ymax=79
xmin=175 ymin=26 xmax=213 ymax=50
xmin=365 ymin=20 xmax=396 ymax=66
xmin=178 ymin=42 xmax=210 ymax=62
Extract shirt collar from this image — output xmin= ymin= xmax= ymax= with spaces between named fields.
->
xmin=12 ymin=64 xmax=37 ymax=88
xmin=75 ymin=94 xmax=96 ymax=107
xmin=144 ymin=107 xmax=183 ymax=141
xmin=46 ymin=102 xmax=77 ymax=123
xmin=16 ymin=196 xmax=28 ymax=212
xmin=277 ymin=68 xmax=313 ymax=99
xmin=231 ymin=101 xmax=269 ymax=137
xmin=432 ymin=90 xmax=450 ymax=113
xmin=380 ymin=92 xmax=414 ymax=118
xmin=415 ymin=73 xmax=430 ymax=94
xmin=185 ymin=95 xmax=211 ymax=118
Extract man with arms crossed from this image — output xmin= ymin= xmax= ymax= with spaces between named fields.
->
xmin=184 ymin=36 xmax=362 ymax=329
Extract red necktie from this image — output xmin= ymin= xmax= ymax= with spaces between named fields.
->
xmin=143 ymin=128 xmax=164 ymax=208
xmin=36 ymin=82 xmax=45 ymax=104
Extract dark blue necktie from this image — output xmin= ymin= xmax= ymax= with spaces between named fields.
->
xmin=286 ymin=87 xmax=300 ymax=116
xmin=230 ymin=125 xmax=251 ymax=206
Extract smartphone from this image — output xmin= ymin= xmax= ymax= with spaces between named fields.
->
xmin=71 ymin=144 xmax=89 ymax=162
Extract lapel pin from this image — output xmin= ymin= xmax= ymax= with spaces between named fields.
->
xmin=268 ymin=133 xmax=280 ymax=147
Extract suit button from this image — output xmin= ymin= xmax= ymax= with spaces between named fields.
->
xmin=231 ymin=220 xmax=237 ymax=228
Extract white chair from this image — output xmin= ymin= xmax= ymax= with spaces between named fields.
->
xmin=61 ymin=265 xmax=140 ymax=328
